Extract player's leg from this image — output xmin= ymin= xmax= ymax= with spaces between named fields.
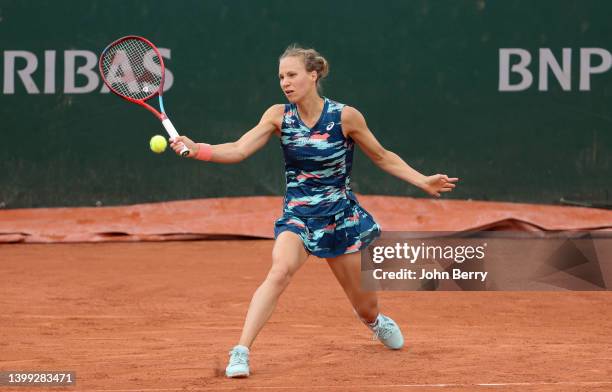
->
xmin=326 ymin=252 xmax=404 ymax=349
xmin=326 ymin=252 xmax=379 ymax=322
xmin=226 ymin=231 xmax=308 ymax=378
xmin=238 ymin=230 xmax=308 ymax=347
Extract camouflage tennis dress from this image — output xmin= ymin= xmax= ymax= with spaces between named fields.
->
xmin=274 ymin=97 xmax=381 ymax=258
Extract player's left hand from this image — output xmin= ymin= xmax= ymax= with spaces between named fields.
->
xmin=419 ymin=174 xmax=459 ymax=197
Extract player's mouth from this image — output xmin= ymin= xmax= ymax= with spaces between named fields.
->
xmin=285 ymin=90 xmax=295 ymax=96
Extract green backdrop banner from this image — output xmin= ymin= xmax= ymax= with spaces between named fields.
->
xmin=0 ymin=0 xmax=610 ymax=208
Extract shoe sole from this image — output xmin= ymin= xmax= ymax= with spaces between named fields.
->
xmin=226 ymin=372 xmax=249 ymax=378
xmin=387 ymin=344 xmax=403 ymax=350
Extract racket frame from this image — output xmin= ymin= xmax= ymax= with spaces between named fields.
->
xmin=99 ymin=35 xmax=188 ymax=155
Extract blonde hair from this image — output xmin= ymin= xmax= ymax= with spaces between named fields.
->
xmin=279 ymin=44 xmax=329 ymax=90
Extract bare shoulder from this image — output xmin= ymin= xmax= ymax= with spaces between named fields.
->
xmin=260 ymin=104 xmax=285 ymax=134
xmin=341 ymin=105 xmax=368 ymax=137
xmin=262 ymin=104 xmax=285 ymax=122
xmin=263 ymin=103 xmax=285 ymax=115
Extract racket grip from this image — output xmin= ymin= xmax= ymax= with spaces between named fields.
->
xmin=162 ymin=118 xmax=190 ymax=157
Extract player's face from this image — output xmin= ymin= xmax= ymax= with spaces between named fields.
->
xmin=279 ymin=56 xmax=317 ymax=103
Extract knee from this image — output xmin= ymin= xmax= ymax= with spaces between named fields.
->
xmin=266 ymin=238 xmax=304 ymax=290
xmin=265 ymin=264 xmax=293 ymax=289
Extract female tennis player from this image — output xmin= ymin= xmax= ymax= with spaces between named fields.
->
xmin=170 ymin=45 xmax=458 ymax=378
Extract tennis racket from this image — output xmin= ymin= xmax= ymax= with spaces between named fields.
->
xmin=99 ymin=35 xmax=190 ymax=156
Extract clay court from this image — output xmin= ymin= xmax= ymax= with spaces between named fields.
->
xmin=2 ymin=2 xmax=611 ymax=390
xmin=1 ymin=197 xmax=611 ymax=391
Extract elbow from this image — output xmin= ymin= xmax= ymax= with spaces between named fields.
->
xmin=233 ymin=142 xmax=248 ymax=163
xmin=375 ymin=149 xmax=400 ymax=172
xmin=373 ymin=148 xmax=391 ymax=166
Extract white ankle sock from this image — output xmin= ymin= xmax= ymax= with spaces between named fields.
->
xmin=234 ymin=345 xmax=249 ymax=353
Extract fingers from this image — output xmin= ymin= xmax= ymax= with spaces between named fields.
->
xmin=424 ymin=187 xmax=441 ymax=198
xmin=439 ymin=174 xmax=459 ymax=183
xmin=169 ymin=136 xmax=190 ymax=156
xmin=170 ymin=141 xmax=186 ymax=155
xmin=172 ymin=144 xmax=185 ymax=154
xmin=438 ymin=180 xmax=457 ymax=193
xmin=436 ymin=174 xmax=459 ymax=182
xmin=169 ymin=136 xmax=179 ymax=149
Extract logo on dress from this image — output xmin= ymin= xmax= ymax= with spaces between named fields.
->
xmin=326 ymin=122 xmax=335 ymax=131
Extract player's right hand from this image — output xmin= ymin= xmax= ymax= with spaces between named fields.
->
xmin=169 ymin=136 xmax=198 ymax=158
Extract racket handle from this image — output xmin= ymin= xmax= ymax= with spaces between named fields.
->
xmin=162 ymin=118 xmax=190 ymax=157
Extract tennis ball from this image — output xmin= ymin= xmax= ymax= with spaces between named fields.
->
xmin=150 ymin=135 xmax=167 ymax=154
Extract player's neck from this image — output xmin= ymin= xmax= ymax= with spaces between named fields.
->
xmin=296 ymin=94 xmax=324 ymax=121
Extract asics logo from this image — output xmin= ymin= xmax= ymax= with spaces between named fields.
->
xmin=326 ymin=122 xmax=335 ymax=131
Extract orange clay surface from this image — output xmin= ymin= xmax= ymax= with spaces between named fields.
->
xmin=1 ymin=240 xmax=612 ymax=392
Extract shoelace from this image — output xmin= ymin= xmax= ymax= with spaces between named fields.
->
xmin=371 ymin=317 xmax=394 ymax=341
xmin=228 ymin=350 xmax=248 ymax=366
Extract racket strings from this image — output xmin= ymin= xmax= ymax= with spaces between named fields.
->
xmin=101 ymin=38 xmax=162 ymax=100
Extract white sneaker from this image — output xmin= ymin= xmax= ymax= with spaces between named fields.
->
xmin=367 ymin=314 xmax=404 ymax=350
xmin=225 ymin=345 xmax=250 ymax=378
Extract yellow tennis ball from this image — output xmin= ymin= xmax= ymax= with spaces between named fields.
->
xmin=149 ymin=135 xmax=167 ymax=154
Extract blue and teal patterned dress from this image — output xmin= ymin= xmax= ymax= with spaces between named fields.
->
xmin=274 ymin=97 xmax=381 ymax=258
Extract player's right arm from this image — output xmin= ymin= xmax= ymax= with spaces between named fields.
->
xmin=170 ymin=104 xmax=283 ymax=163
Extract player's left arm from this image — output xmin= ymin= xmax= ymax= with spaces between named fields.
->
xmin=341 ymin=106 xmax=458 ymax=197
